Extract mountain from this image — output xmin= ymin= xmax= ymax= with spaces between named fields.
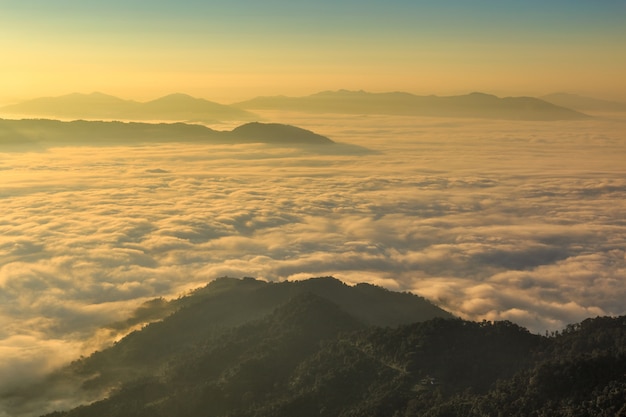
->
xmin=0 ymin=92 xmax=138 ymax=119
xmin=3 ymin=277 xmax=451 ymax=417
xmin=541 ymin=92 xmax=626 ymax=113
xmin=2 ymin=91 xmax=592 ymax=122
xmin=64 ymin=277 xmax=454 ymax=391
xmin=0 ymin=92 xmax=257 ymax=122
xmin=234 ymin=90 xmax=589 ymax=120
xmin=229 ymin=122 xmax=334 ymax=144
xmin=0 ymin=119 xmax=334 ymax=150
xmin=29 ymin=276 xmax=626 ymax=417
xmin=136 ymin=93 xmax=256 ymax=122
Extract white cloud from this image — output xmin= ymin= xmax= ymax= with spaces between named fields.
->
xmin=1 ymin=113 xmax=626 ymax=415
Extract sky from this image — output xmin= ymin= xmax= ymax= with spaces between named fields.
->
xmin=1 ymin=0 xmax=625 ymax=103
xmin=1 ymin=1 xmax=626 ymax=415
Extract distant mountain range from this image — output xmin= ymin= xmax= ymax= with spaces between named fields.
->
xmin=13 ymin=277 xmax=624 ymax=417
xmin=541 ymin=92 xmax=626 ymax=112
xmin=234 ymin=90 xmax=589 ymax=120
xmin=0 ymin=92 xmax=258 ymax=123
xmin=0 ymin=119 xmax=334 ymax=150
xmin=1 ymin=91 xmax=595 ymax=123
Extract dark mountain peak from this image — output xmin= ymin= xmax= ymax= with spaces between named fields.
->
xmin=295 ymin=275 xmax=349 ymax=290
xmin=230 ymin=122 xmax=334 ymax=144
xmin=201 ymin=275 xmax=268 ymax=294
xmin=276 ymin=277 xmax=454 ymax=327
xmin=268 ymin=291 xmax=365 ymax=335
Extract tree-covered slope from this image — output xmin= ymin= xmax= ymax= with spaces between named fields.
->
xmin=24 ymin=277 xmax=451 ymax=415
xmin=36 ymin=279 xmax=626 ymax=417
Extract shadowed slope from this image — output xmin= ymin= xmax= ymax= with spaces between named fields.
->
xmin=10 ymin=277 xmax=450 ymax=417
xmin=40 ymin=298 xmax=626 ymax=417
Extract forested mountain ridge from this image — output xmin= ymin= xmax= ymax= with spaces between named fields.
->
xmin=32 ymin=278 xmax=626 ymax=417
xmin=16 ymin=277 xmax=450 ymax=416
xmin=69 ymin=277 xmax=452 ymax=386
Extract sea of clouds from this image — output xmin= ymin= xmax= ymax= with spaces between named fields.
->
xmin=1 ymin=112 xmax=625 ymax=414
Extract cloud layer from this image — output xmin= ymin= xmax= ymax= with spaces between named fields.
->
xmin=1 ymin=113 xmax=625 ymax=414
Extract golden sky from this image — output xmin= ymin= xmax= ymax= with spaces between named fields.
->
xmin=1 ymin=0 xmax=625 ymax=103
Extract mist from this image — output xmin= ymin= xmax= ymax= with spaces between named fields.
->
xmin=1 ymin=112 xmax=625 ymax=415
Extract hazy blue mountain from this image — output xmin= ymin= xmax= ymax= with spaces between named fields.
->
xmin=541 ymin=92 xmax=626 ymax=112
xmin=31 ymin=277 xmax=625 ymax=417
xmin=0 ymin=92 xmax=257 ymax=122
xmin=234 ymin=90 xmax=589 ymax=120
xmin=0 ymin=119 xmax=334 ymax=149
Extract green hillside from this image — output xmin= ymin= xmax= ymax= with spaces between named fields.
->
xmin=26 ymin=278 xmax=626 ymax=417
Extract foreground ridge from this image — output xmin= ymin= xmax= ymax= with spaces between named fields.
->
xmin=9 ymin=277 xmax=625 ymax=417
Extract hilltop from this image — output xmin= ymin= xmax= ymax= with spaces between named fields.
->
xmin=0 ymin=119 xmax=334 ymax=150
xmin=64 ymin=276 xmax=455 ymax=390
xmin=234 ymin=90 xmax=589 ymax=121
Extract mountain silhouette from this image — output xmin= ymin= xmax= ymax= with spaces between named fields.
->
xmin=0 ymin=119 xmax=334 ymax=149
xmin=0 ymin=92 xmax=257 ymax=122
xmin=137 ymin=93 xmax=256 ymax=122
xmin=0 ymin=92 xmax=137 ymax=119
xmin=229 ymin=122 xmax=334 ymax=144
xmin=541 ymin=92 xmax=626 ymax=112
xmin=234 ymin=90 xmax=589 ymax=120
xmin=24 ymin=277 xmax=625 ymax=417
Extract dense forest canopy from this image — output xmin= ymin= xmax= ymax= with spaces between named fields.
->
xmin=24 ymin=278 xmax=626 ymax=417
